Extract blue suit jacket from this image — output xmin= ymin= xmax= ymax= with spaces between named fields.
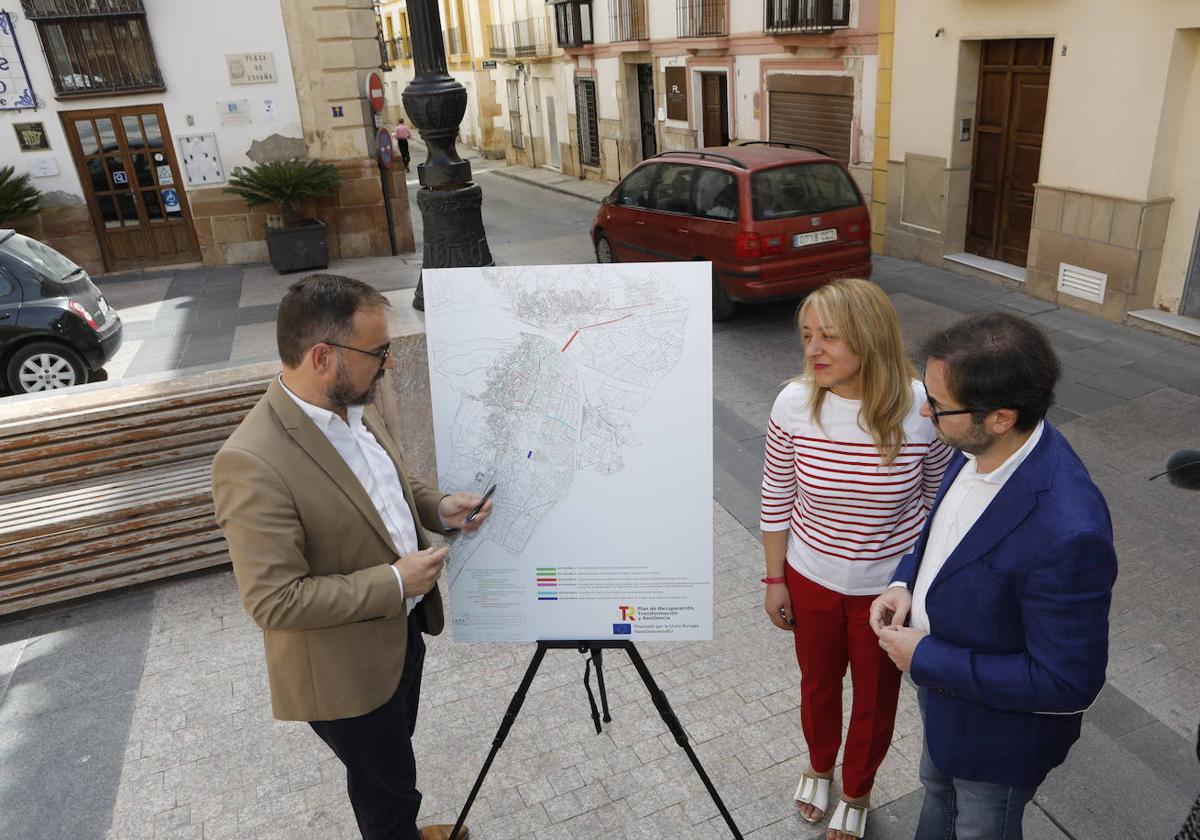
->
xmin=891 ymin=423 xmax=1117 ymax=789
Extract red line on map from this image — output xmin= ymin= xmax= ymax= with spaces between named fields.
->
xmin=560 ymin=312 xmax=636 ymax=352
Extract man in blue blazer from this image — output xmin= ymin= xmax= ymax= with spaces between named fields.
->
xmin=870 ymin=312 xmax=1117 ymax=840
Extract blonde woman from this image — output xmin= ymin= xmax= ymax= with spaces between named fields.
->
xmin=760 ymin=279 xmax=951 ymax=840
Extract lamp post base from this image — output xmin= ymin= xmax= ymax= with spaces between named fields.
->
xmin=412 ymin=183 xmax=493 ymax=311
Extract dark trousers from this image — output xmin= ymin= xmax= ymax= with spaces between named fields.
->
xmin=397 ymin=139 xmax=410 ymax=169
xmin=310 ymin=614 xmax=426 ymax=840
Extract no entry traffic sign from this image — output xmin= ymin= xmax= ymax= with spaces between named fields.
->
xmin=365 ymin=72 xmax=385 ymax=113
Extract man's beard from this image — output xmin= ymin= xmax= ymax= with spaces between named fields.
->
xmin=938 ymin=419 xmax=995 ymax=457
xmin=327 ymin=363 xmax=384 ymax=409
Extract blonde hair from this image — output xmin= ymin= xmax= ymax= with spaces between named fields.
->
xmin=797 ymin=278 xmax=917 ymax=464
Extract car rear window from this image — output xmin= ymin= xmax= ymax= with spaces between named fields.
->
xmin=751 ymin=163 xmax=861 ymax=221
xmin=0 ymin=232 xmax=87 ymax=296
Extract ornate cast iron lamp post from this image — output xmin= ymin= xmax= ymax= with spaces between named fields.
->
xmin=400 ymin=0 xmax=493 ymax=310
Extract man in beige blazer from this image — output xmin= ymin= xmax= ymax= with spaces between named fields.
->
xmin=212 ymin=274 xmax=491 ymax=840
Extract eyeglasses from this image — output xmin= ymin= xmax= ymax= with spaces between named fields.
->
xmin=324 ymin=341 xmax=391 ymax=364
xmin=923 ymin=388 xmax=985 ymax=425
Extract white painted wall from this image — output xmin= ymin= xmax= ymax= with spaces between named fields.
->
xmin=733 ymin=55 xmax=759 ymax=143
xmin=595 ymin=57 xmax=621 ymax=121
xmin=0 ymin=0 xmax=303 ymax=202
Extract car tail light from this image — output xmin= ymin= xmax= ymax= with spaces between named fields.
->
xmin=68 ymin=299 xmax=98 ymax=330
xmin=735 ymin=231 xmax=761 ymax=259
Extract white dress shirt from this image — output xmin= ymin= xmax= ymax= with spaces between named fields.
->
xmin=907 ymin=421 xmax=1044 ymax=633
xmin=280 ymin=377 xmax=425 ymax=613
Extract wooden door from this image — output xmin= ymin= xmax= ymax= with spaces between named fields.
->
xmin=966 ymin=39 xmax=1053 ymax=266
xmin=61 ymin=105 xmax=200 ymax=272
xmin=701 ymin=72 xmax=728 ymax=147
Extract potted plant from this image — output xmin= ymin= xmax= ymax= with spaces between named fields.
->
xmin=0 ymin=165 xmax=41 ymax=225
xmin=226 ymin=159 xmax=340 ymax=273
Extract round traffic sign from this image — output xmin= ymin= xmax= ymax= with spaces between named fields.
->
xmin=377 ymin=127 xmax=394 ymax=168
xmin=365 ymin=71 xmax=385 ymax=113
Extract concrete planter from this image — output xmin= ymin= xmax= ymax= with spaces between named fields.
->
xmin=264 ymin=219 xmax=329 ymax=273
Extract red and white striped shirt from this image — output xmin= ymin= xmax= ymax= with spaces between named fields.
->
xmin=761 ymin=380 xmax=952 ymax=595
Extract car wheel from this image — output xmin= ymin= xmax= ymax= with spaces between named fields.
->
xmin=6 ymin=342 xmax=89 ymax=394
xmin=595 ymin=234 xmax=617 ymax=263
xmin=712 ymin=271 xmax=737 ymax=321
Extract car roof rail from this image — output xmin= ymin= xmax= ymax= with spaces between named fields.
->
xmin=737 ymin=140 xmax=832 ymax=157
xmin=650 ymin=150 xmax=748 ymax=169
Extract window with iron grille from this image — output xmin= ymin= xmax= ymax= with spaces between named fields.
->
xmin=20 ymin=0 xmax=164 ymax=97
xmin=574 ymin=77 xmax=599 ymax=168
xmin=507 ymin=79 xmax=524 ymax=150
xmin=764 ymin=0 xmax=849 ymax=33
xmin=553 ymin=1 xmax=592 ymax=48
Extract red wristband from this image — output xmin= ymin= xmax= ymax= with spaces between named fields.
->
xmin=761 ymin=576 xmax=785 ymax=585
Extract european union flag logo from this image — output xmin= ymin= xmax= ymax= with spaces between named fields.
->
xmin=612 ymin=623 xmax=632 ymax=635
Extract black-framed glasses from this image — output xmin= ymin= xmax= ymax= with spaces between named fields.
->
xmin=324 ymin=341 xmax=391 ymax=364
xmin=923 ymin=389 xmax=985 ymax=425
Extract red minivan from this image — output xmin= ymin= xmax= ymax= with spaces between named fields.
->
xmin=591 ymin=142 xmax=872 ymax=320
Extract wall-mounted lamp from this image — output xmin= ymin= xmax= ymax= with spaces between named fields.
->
xmin=934 ymin=27 xmax=945 ymax=38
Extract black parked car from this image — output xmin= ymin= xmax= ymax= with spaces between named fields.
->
xmin=0 ymin=229 xmax=122 ymax=394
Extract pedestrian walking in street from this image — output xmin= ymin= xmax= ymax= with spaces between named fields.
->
xmin=872 ymin=312 xmax=1118 ymax=840
xmin=760 ymin=278 xmax=952 ymax=840
xmin=211 ymin=273 xmax=492 ymax=840
xmin=395 ymin=118 xmax=412 ymax=170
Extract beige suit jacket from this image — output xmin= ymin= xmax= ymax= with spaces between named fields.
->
xmin=211 ymin=379 xmax=446 ymax=722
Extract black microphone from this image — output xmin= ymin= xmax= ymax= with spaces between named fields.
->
xmin=1149 ymin=450 xmax=1200 ymax=490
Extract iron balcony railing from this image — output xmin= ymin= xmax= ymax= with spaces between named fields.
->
xmin=764 ymin=0 xmax=850 ymax=34
xmin=386 ymin=35 xmax=413 ymax=62
xmin=512 ymin=17 xmax=551 ymax=57
xmin=488 ymin=23 xmax=509 ymax=58
xmin=443 ymin=26 xmax=465 ymax=56
xmin=20 ymin=0 xmax=145 ymax=18
xmin=677 ymin=0 xmax=725 ymax=38
xmin=610 ymin=0 xmax=647 ymax=42
xmin=489 ymin=18 xmax=551 ymax=59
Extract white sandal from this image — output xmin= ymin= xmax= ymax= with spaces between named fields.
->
xmin=828 ymin=799 xmax=869 ymax=838
xmin=793 ymin=772 xmax=831 ymax=823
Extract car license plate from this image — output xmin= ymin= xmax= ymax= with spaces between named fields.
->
xmin=793 ymin=229 xmax=838 ymax=248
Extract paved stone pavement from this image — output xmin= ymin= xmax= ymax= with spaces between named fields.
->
xmin=2 ymin=160 xmax=1200 ymax=840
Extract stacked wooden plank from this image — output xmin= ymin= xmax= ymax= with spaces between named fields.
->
xmin=0 ymin=379 xmax=269 ymax=616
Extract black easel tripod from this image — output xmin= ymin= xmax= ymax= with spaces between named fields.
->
xmin=448 ymin=640 xmax=744 ymax=840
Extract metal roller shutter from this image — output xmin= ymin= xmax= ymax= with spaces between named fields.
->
xmin=768 ymin=89 xmax=852 ymax=165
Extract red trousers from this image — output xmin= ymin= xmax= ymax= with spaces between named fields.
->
xmin=786 ymin=565 xmax=902 ymax=799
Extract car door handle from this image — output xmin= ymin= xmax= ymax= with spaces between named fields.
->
xmin=676 ymin=228 xmax=690 ymax=234
xmin=634 ymin=220 xmax=646 ymax=226
xmin=0 ymin=312 xmax=10 ymax=320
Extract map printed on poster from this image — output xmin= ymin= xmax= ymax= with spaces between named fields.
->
xmin=424 ymin=263 xmax=713 ymax=642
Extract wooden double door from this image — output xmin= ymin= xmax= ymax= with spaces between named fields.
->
xmin=966 ymin=39 xmax=1053 ymax=267
xmin=61 ymin=105 xmax=200 ymax=272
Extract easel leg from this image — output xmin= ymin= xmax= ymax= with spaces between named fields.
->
xmin=590 ymin=646 xmax=612 ymax=723
xmin=623 ymin=643 xmax=744 ymax=840
xmin=450 ymin=643 xmax=548 ymax=840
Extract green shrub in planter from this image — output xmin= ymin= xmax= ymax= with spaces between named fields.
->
xmin=226 ymin=159 xmax=341 ymax=272
xmin=226 ymin=159 xmax=340 ymax=227
xmin=0 ymin=166 xmax=41 ymax=225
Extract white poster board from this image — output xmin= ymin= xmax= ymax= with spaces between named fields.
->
xmin=424 ymin=263 xmax=713 ymax=642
